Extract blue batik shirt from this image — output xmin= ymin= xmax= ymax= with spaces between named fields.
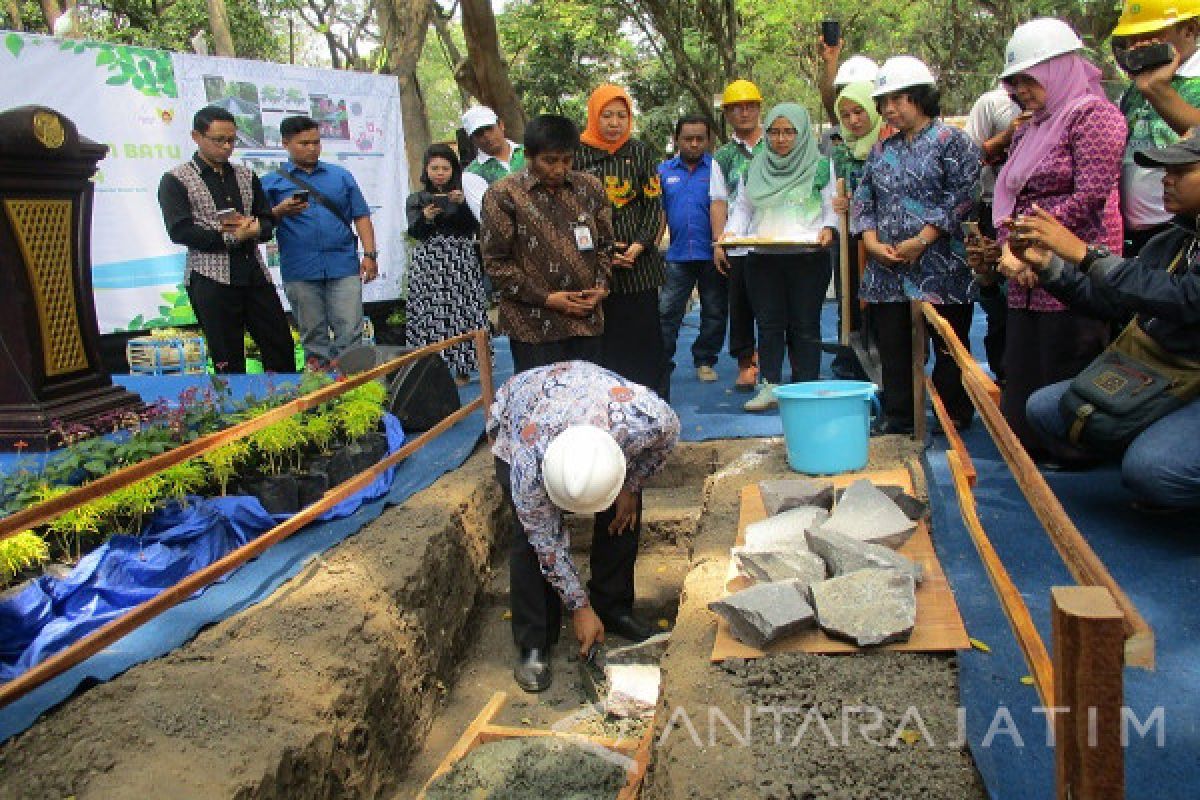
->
xmin=852 ymin=121 xmax=981 ymax=304
xmin=262 ymin=160 xmax=371 ymax=282
xmin=658 ymin=153 xmax=714 ymax=262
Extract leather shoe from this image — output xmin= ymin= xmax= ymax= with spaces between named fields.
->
xmin=513 ymin=647 xmax=552 ymax=693
xmin=604 ymin=613 xmax=655 ymax=642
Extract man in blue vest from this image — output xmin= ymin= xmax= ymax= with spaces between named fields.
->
xmin=658 ymin=115 xmax=727 ymax=398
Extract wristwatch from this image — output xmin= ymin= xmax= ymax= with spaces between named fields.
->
xmin=362 ymin=250 xmax=379 ymax=260
xmin=1077 ymin=245 xmax=1111 ymax=275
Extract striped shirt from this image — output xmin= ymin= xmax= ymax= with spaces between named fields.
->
xmin=575 ymin=139 xmax=666 ymax=294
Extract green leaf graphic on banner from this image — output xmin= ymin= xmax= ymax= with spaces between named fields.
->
xmin=106 ymin=74 xmax=130 ymax=86
xmin=4 ymin=33 xmax=23 ymax=58
xmin=95 ymin=49 xmax=115 ymax=66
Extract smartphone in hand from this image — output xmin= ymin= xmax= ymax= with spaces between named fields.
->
xmin=432 ymin=194 xmax=452 ymax=211
xmin=961 ymin=221 xmax=982 ymax=241
xmin=821 ymin=20 xmax=841 ymax=47
xmin=215 ymin=208 xmax=238 ymax=223
xmin=292 ymin=190 xmax=310 ymax=203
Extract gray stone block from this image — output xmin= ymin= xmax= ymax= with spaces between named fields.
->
xmin=834 ymin=484 xmax=928 ymax=521
xmin=708 ymin=580 xmax=817 ymax=649
xmin=809 ymin=569 xmax=917 ymax=647
xmin=759 ymin=479 xmax=835 ymax=516
xmin=804 ymin=526 xmax=924 ymax=584
xmin=732 ymin=548 xmax=828 ymax=587
xmin=743 ymin=506 xmax=828 ymax=552
xmin=819 ymin=479 xmax=917 ymax=549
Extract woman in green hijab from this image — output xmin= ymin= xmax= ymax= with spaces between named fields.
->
xmin=725 ymin=102 xmax=838 ymax=411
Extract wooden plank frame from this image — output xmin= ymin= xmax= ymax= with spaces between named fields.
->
xmin=418 ymin=691 xmax=653 ymax=800
xmin=0 ymin=329 xmax=495 ymax=708
xmin=927 ymin=376 xmax=977 ymax=487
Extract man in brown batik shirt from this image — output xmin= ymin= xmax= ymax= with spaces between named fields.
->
xmin=481 ymin=114 xmax=615 ymax=374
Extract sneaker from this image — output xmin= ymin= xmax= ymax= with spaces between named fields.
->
xmin=743 ymin=383 xmax=778 ymax=412
xmin=696 ymin=365 xmax=718 ymax=382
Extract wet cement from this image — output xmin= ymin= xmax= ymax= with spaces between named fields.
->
xmin=423 ymin=737 xmax=627 ymax=799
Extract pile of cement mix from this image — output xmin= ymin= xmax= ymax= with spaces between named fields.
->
xmin=425 ymin=737 xmax=628 ymax=799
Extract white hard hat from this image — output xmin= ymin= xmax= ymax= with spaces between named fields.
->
xmin=541 ymin=425 xmax=626 ymax=513
xmin=871 ymin=56 xmax=936 ymax=97
xmin=1000 ymin=18 xmax=1083 ymax=78
xmin=834 ymin=56 xmax=879 ymax=88
xmin=461 ymin=105 xmax=500 ymax=136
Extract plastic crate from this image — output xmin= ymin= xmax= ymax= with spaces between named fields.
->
xmin=126 ymin=335 xmax=208 ymax=375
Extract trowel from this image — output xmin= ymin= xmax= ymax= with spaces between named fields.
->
xmin=578 ymin=643 xmax=608 ymax=704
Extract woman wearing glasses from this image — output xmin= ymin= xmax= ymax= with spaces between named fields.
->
xmin=724 ymin=103 xmax=838 ymax=412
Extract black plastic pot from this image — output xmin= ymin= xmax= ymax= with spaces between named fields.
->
xmin=245 ymin=474 xmax=300 ymax=515
xmin=296 ymin=472 xmax=329 ymax=508
xmin=348 ymin=432 xmax=390 ymax=474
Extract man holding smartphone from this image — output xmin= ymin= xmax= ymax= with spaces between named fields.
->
xmin=263 ymin=115 xmax=378 ymax=368
xmin=158 ymin=106 xmax=294 ymax=374
xmin=1113 ymin=2 xmax=1200 ymax=255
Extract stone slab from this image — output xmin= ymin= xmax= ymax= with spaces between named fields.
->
xmin=742 ymin=506 xmax=828 ymax=552
xmin=758 ymin=478 xmax=834 ymax=516
xmin=819 ymin=479 xmax=917 ymax=549
xmin=732 ymin=548 xmax=827 ymax=587
xmin=809 ymin=569 xmax=917 ymax=647
xmin=708 ymin=580 xmax=817 ymax=649
xmin=805 ymin=526 xmax=924 ymax=584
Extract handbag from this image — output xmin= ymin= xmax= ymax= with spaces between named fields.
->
xmin=1058 ymin=249 xmax=1200 ymax=453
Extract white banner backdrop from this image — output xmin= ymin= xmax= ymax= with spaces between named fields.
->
xmin=0 ymin=32 xmax=406 ymax=333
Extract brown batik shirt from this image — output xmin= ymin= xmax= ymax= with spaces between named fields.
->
xmin=481 ymin=169 xmax=614 ymax=344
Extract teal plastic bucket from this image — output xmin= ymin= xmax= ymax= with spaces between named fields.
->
xmin=772 ymin=380 xmax=879 ymax=475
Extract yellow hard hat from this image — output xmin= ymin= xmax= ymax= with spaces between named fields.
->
xmin=721 ymin=79 xmax=763 ymax=106
xmin=1113 ymin=0 xmax=1199 ymax=37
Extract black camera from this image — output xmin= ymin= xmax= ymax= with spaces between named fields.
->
xmin=1114 ymin=41 xmax=1175 ymax=75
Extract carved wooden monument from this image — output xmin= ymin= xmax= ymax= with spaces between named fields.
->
xmin=0 ymin=105 xmax=142 ymax=450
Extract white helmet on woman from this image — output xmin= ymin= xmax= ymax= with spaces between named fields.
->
xmin=1001 ymin=18 xmax=1084 ymax=78
xmin=541 ymin=425 xmax=626 ymax=513
xmin=834 ymin=55 xmax=880 ymax=89
xmin=871 ymin=56 xmax=936 ymax=97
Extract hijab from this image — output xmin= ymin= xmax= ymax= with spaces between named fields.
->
xmin=745 ymin=103 xmax=824 ymax=208
xmin=993 ymin=52 xmax=1106 ymax=223
xmin=580 ymin=84 xmax=633 ymax=154
xmin=835 ymin=81 xmax=884 ymax=161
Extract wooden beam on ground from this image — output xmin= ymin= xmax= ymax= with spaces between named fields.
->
xmin=947 ymin=451 xmax=1053 ymax=704
xmin=0 ymin=395 xmax=486 ymax=708
xmin=920 ymin=302 xmax=1000 ymax=405
xmin=911 ymin=299 xmax=927 ymax=441
xmin=927 ymin=376 xmax=976 ymax=487
xmin=0 ymin=330 xmax=487 ymax=542
xmin=1052 ymin=586 xmax=1125 ymax=800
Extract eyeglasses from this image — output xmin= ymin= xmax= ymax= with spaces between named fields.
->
xmin=767 ymin=128 xmax=799 ymax=138
xmin=202 ymin=134 xmax=238 ymax=146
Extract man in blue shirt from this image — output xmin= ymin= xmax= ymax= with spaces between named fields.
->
xmin=657 ymin=114 xmax=727 ymax=395
xmin=263 ymin=116 xmax=378 ymax=367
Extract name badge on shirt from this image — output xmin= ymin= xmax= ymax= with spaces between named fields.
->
xmin=573 ymin=224 xmax=595 ymax=251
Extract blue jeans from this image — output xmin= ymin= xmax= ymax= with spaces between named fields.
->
xmin=1027 ymin=380 xmax=1200 ymax=509
xmin=658 ymin=260 xmax=728 ymax=372
xmin=284 ymin=275 xmax=363 ymax=365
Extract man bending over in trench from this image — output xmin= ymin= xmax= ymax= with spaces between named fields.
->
xmin=489 ymin=360 xmax=680 ymax=692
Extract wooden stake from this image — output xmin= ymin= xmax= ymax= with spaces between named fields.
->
xmin=1052 ymin=586 xmax=1125 ymax=800
xmin=837 ymin=178 xmax=851 ymax=346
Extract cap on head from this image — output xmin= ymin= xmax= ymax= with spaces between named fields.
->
xmin=1113 ymin=0 xmax=1199 ymax=37
xmin=721 ymin=79 xmax=764 ymax=106
xmin=871 ymin=56 xmax=937 ymax=97
xmin=462 ymin=106 xmax=500 ymax=136
xmin=1134 ymin=128 xmax=1200 ymax=167
xmin=541 ymin=425 xmax=627 ymax=513
xmin=1000 ymin=18 xmax=1084 ymax=78
xmin=834 ymin=56 xmax=880 ymax=88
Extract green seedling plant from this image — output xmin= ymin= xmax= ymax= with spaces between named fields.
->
xmin=302 ymin=412 xmax=338 ymax=456
xmin=333 ymin=382 xmax=387 ymax=440
xmin=0 ymin=531 xmax=50 ymax=588
xmin=203 ymin=440 xmax=251 ymax=496
xmin=249 ymin=417 xmax=307 ymax=476
xmin=46 ymin=496 xmax=105 ymax=564
xmin=159 ymin=461 xmax=208 ymax=508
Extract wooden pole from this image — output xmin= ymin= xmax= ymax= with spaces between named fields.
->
xmin=474 ymin=328 xmax=495 ymax=415
xmin=837 ymin=178 xmax=851 ymax=346
xmin=910 ymin=299 xmax=927 ymax=441
xmin=1052 ymin=586 xmax=1125 ymax=800
xmin=0 ymin=394 xmax=486 ymax=708
xmin=0 ymin=330 xmax=483 ymax=542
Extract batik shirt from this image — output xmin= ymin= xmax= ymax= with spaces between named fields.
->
xmin=852 ymin=121 xmax=981 ymax=304
xmin=488 ymin=361 xmax=680 ymax=611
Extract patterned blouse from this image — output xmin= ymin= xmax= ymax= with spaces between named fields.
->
xmin=575 ymin=139 xmax=666 ymax=294
xmin=488 ymin=361 xmax=680 ymax=610
xmin=852 ymin=121 xmax=982 ymax=304
xmin=996 ymin=97 xmax=1127 ymax=312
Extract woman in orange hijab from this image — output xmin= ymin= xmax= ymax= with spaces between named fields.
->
xmin=576 ymin=84 xmax=668 ymax=396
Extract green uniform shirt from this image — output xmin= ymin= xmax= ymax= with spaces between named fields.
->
xmin=714 ymin=135 xmax=764 ymax=205
xmin=466 ymin=143 xmax=526 ymax=185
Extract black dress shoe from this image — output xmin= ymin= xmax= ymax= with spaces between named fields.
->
xmin=513 ymin=647 xmax=552 ymax=693
xmin=870 ymin=418 xmax=914 ymax=436
xmin=604 ymin=613 xmax=655 ymax=642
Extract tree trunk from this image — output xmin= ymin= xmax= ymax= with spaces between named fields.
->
xmin=6 ymin=0 xmax=24 ymax=30
xmin=38 ymin=0 xmax=60 ymax=31
xmin=205 ymin=0 xmax=236 ymax=57
xmin=379 ymin=0 xmax=434 ymax=189
xmin=459 ymin=0 xmax=525 ymax=140
xmin=430 ymin=0 xmax=476 ymax=110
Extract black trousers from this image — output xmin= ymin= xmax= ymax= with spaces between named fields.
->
xmin=726 ymin=254 xmax=756 ymax=363
xmin=186 ymin=272 xmax=294 ymax=374
xmin=743 ymin=250 xmax=832 ymax=384
xmin=601 ymin=288 xmax=665 ymax=394
xmin=509 ymin=335 xmax=603 ymax=376
xmin=496 ymin=459 xmax=642 ymax=650
xmin=872 ymin=301 xmax=975 ymax=426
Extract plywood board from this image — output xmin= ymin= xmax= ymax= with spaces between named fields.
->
xmin=711 ymin=468 xmax=970 ymax=660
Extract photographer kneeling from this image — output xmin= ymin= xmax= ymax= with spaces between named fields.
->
xmin=998 ymin=134 xmax=1200 ymax=510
